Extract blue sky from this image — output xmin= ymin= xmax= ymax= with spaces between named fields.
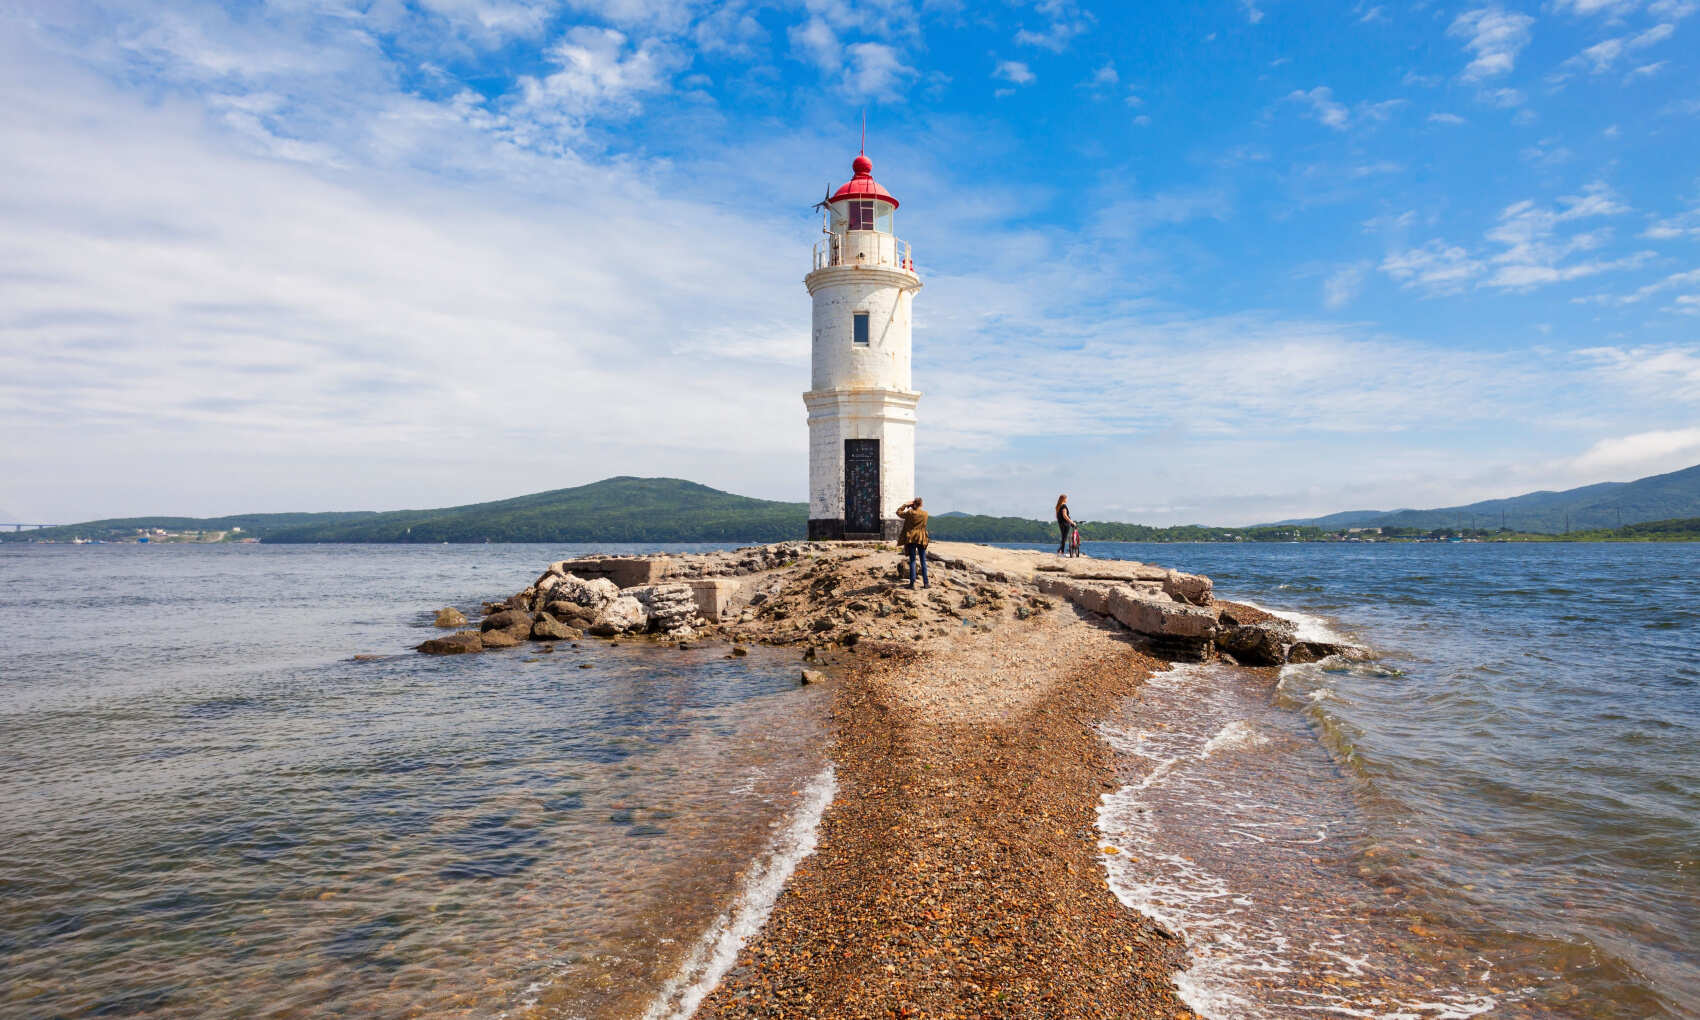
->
xmin=1 ymin=0 xmax=1697 ymax=525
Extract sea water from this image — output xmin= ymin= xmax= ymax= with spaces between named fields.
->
xmin=0 ymin=544 xmax=830 ymax=1019
xmin=1071 ymin=541 xmax=1700 ymax=1019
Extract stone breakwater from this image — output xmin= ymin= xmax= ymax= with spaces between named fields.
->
xmin=418 ymin=540 xmax=1354 ymax=668
xmin=423 ymin=541 xmax=1359 ymax=1018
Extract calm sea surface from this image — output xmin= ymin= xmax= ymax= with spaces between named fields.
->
xmin=0 ymin=543 xmax=830 ymax=1020
xmin=1064 ymin=541 xmax=1700 ymax=1019
xmin=2 ymin=541 xmax=1696 ymax=1019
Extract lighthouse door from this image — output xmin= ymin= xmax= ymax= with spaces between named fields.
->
xmin=844 ymin=439 xmax=881 ymax=536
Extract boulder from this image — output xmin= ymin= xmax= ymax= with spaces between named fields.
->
xmin=531 ymin=613 xmax=581 ymax=641
xmin=1216 ymin=618 xmax=1297 ymax=666
xmin=800 ymin=668 xmax=826 ymax=686
xmin=433 ymin=607 xmax=468 ymax=628
xmin=588 ymin=595 xmax=648 ymax=636
xmin=418 ymin=630 xmax=483 ymax=655
xmin=546 ymin=600 xmax=599 ymax=629
xmin=480 ymin=609 xmax=534 ymax=634
xmin=480 ymin=628 xmax=524 ymax=649
xmin=1104 ymin=588 xmax=1218 ymax=639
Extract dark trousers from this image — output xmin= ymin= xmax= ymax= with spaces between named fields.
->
xmin=906 ymin=543 xmax=929 ymax=587
xmin=1058 ymin=520 xmax=1070 ymax=553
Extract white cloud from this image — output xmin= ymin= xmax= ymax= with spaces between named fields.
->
xmin=1643 ymin=198 xmax=1700 ymax=238
xmin=1014 ymin=0 xmax=1093 ymax=51
xmin=1448 ymin=7 xmax=1535 ymax=81
xmin=1578 ymin=345 xmax=1700 ymax=401
xmin=1573 ymin=428 xmax=1700 ymax=472
xmin=1381 ymin=240 xmax=1485 ymax=294
xmin=993 ymin=60 xmax=1036 ymax=86
xmin=1323 ymin=263 xmax=1368 ymax=309
xmin=1561 ymin=21 xmax=1674 ymax=75
xmin=1288 ymin=85 xmax=1349 ymax=129
xmin=843 ymin=42 xmax=915 ymax=98
xmin=788 ymin=16 xmax=839 ymax=72
xmin=1428 ymin=111 xmax=1467 ymax=124
xmin=510 ymin=26 xmax=684 ymax=140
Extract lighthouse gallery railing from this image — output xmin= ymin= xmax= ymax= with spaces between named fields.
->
xmin=813 ymin=233 xmax=915 ymax=273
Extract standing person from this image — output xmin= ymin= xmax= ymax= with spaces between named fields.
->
xmin=897 ymin=497 xmax=930 ymax=589
xmin=1056 ymin=495 xmax=1076 ymax=555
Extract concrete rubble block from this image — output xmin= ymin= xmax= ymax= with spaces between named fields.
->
xmin=1033 ymin=576 xmax=1121 ymax=616
xmin=556 ymin=557 xmax=669 ymax=590
xmin=625 ymin=583 xmax=698 ymax=633
xmin=1105 ymin=588 xmax=1219 ymax=639
xmin=553 ymin=575 xmax=620 ymax=609
xmin=589 ymin=595 xmax=648 ymax=636
xmin=1162 ymin=570 xmax=1214 ymax=606
xmin=685 ymin=578 xmax=744 ymax=620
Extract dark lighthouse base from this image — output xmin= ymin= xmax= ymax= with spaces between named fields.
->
xmin=809 ymin=518 xmax=902 ymax=542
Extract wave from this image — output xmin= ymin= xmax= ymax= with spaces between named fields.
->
xmin=640 ymin=765 xmax=837 ymax=1020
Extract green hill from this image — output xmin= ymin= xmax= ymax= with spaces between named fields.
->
xmin=1270 ymin=463 xmax=1700 ymax=534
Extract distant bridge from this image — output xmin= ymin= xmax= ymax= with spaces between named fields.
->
xmin=2 ymin=523 xmax=58 ymax=532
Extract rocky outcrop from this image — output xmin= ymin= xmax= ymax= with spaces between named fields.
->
xmin=433 ymin=607 xmax=468 ymax=628
xmin=545 ymin=601 xmax=599 ymax=629
xmin=480 ymin=609 xmax=534 ymax=634
xmin=418 ymin=630 xmax=483 ymax=655
xmin=551 ymin=575 xmax=619 ymax=610
xmin=480 ymin=628 xmax=525 ymax=649
xmin=588 ymin=595 xmax=648 ymax=636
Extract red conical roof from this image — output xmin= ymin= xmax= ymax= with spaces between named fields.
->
xmin=829 ymin=153 xmax=899 ymax=209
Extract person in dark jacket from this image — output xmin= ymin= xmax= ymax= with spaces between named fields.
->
xmin=1055 ymin=495 xmax=1076 ymax=555
xmin=897 ymin=498 xmax=929 ymax=589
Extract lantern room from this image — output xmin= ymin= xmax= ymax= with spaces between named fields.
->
xmin=815 ymin=154 xmax=914 ymax=273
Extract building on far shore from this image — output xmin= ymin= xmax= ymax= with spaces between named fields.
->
xmin=804 ymin=150 xmax=923 ymax=541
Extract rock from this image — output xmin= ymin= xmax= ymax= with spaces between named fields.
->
xmin=1287 ymin=640 xmax=1349 ymax=663
xmin=531 ymin=614 xmax=581 ymax=641
xmin=480 ymin=609 xmax=534 ymax=634
xmin=1216 ymin=618 xmax=1297 ymax=666
xmin=800 ymin=668 xmax=826 ymax=686
xmin=418 ymin=630 xmax=483 ymax=655
xmin=731 ymin=646 xmax=749 ymax=656
xmin=545 ymin=600 xmax=599 ymax=628
xmin=433 ymin=607 xmax=468 ymax=628
xmin=588 ymin=595 xmax=647 ymax=636
xmin=480 ymin=628 xmax=524 ymax=649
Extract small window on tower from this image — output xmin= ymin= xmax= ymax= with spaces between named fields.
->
xmin=852 ymin=311 xmax=870 ymax=345
xmin=849 ymin=200 xmax=874 ymax=230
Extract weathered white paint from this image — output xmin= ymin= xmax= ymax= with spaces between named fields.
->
xmin=804 ymin=217 xmax=921 ymax=534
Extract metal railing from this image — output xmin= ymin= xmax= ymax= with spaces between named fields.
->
xmin=813 ymin=233 xmax=915 ymax=273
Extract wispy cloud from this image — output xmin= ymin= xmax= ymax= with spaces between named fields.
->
xmin=1448 ymin=7 xmax=1535 ymax=81
xmin=1014 ymin=0 xmax=1093 ymax=51
xmin=993 ymin=59 xmax=1036 ymax=85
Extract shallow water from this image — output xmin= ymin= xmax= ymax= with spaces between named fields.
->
xmin=1066 ymin=541 xmax=1700 ymax=1018
xmin=0 ymin=544 xmax=828 ymax=1019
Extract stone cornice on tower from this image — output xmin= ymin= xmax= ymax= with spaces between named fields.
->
xmin=804 ymin=264 xmax=922 ymax=296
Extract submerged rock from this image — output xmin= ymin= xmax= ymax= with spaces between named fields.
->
xmin=480 ymin=628 xmax=524 ymax=649
xmin=418 ymin=630 xmax=483 ymax=655
xmin=433 ymin=607 xmax=468 ymax=628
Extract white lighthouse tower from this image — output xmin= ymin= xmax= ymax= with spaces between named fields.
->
xmin=804 ymin=152 xmax=921 ymax=541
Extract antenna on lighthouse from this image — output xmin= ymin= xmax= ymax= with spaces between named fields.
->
xmin=860 ymin=108 xmax=866 ymax=155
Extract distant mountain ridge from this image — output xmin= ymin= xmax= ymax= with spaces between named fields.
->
xmin=1267 ymin=463 xmax=1700 ymax=533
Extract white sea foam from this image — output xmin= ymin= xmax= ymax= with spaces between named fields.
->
xmin=1096 ymin=662 xmax=1505 ymax=1020
xmin=1235 ymin=599 xmax=1358 ymax=648
xmin=641 ymin=765 xmax=837 ymax=1020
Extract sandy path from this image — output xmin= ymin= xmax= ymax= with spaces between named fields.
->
xmin=697 ymin=599 xmax=1197 ymax=1019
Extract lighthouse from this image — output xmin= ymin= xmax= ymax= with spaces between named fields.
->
xmin=804 ymin=152 xmax=921 ymax=541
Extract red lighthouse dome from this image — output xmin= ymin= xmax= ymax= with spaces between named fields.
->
xmin=829 ymin=153 xmax=899 ymax=209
